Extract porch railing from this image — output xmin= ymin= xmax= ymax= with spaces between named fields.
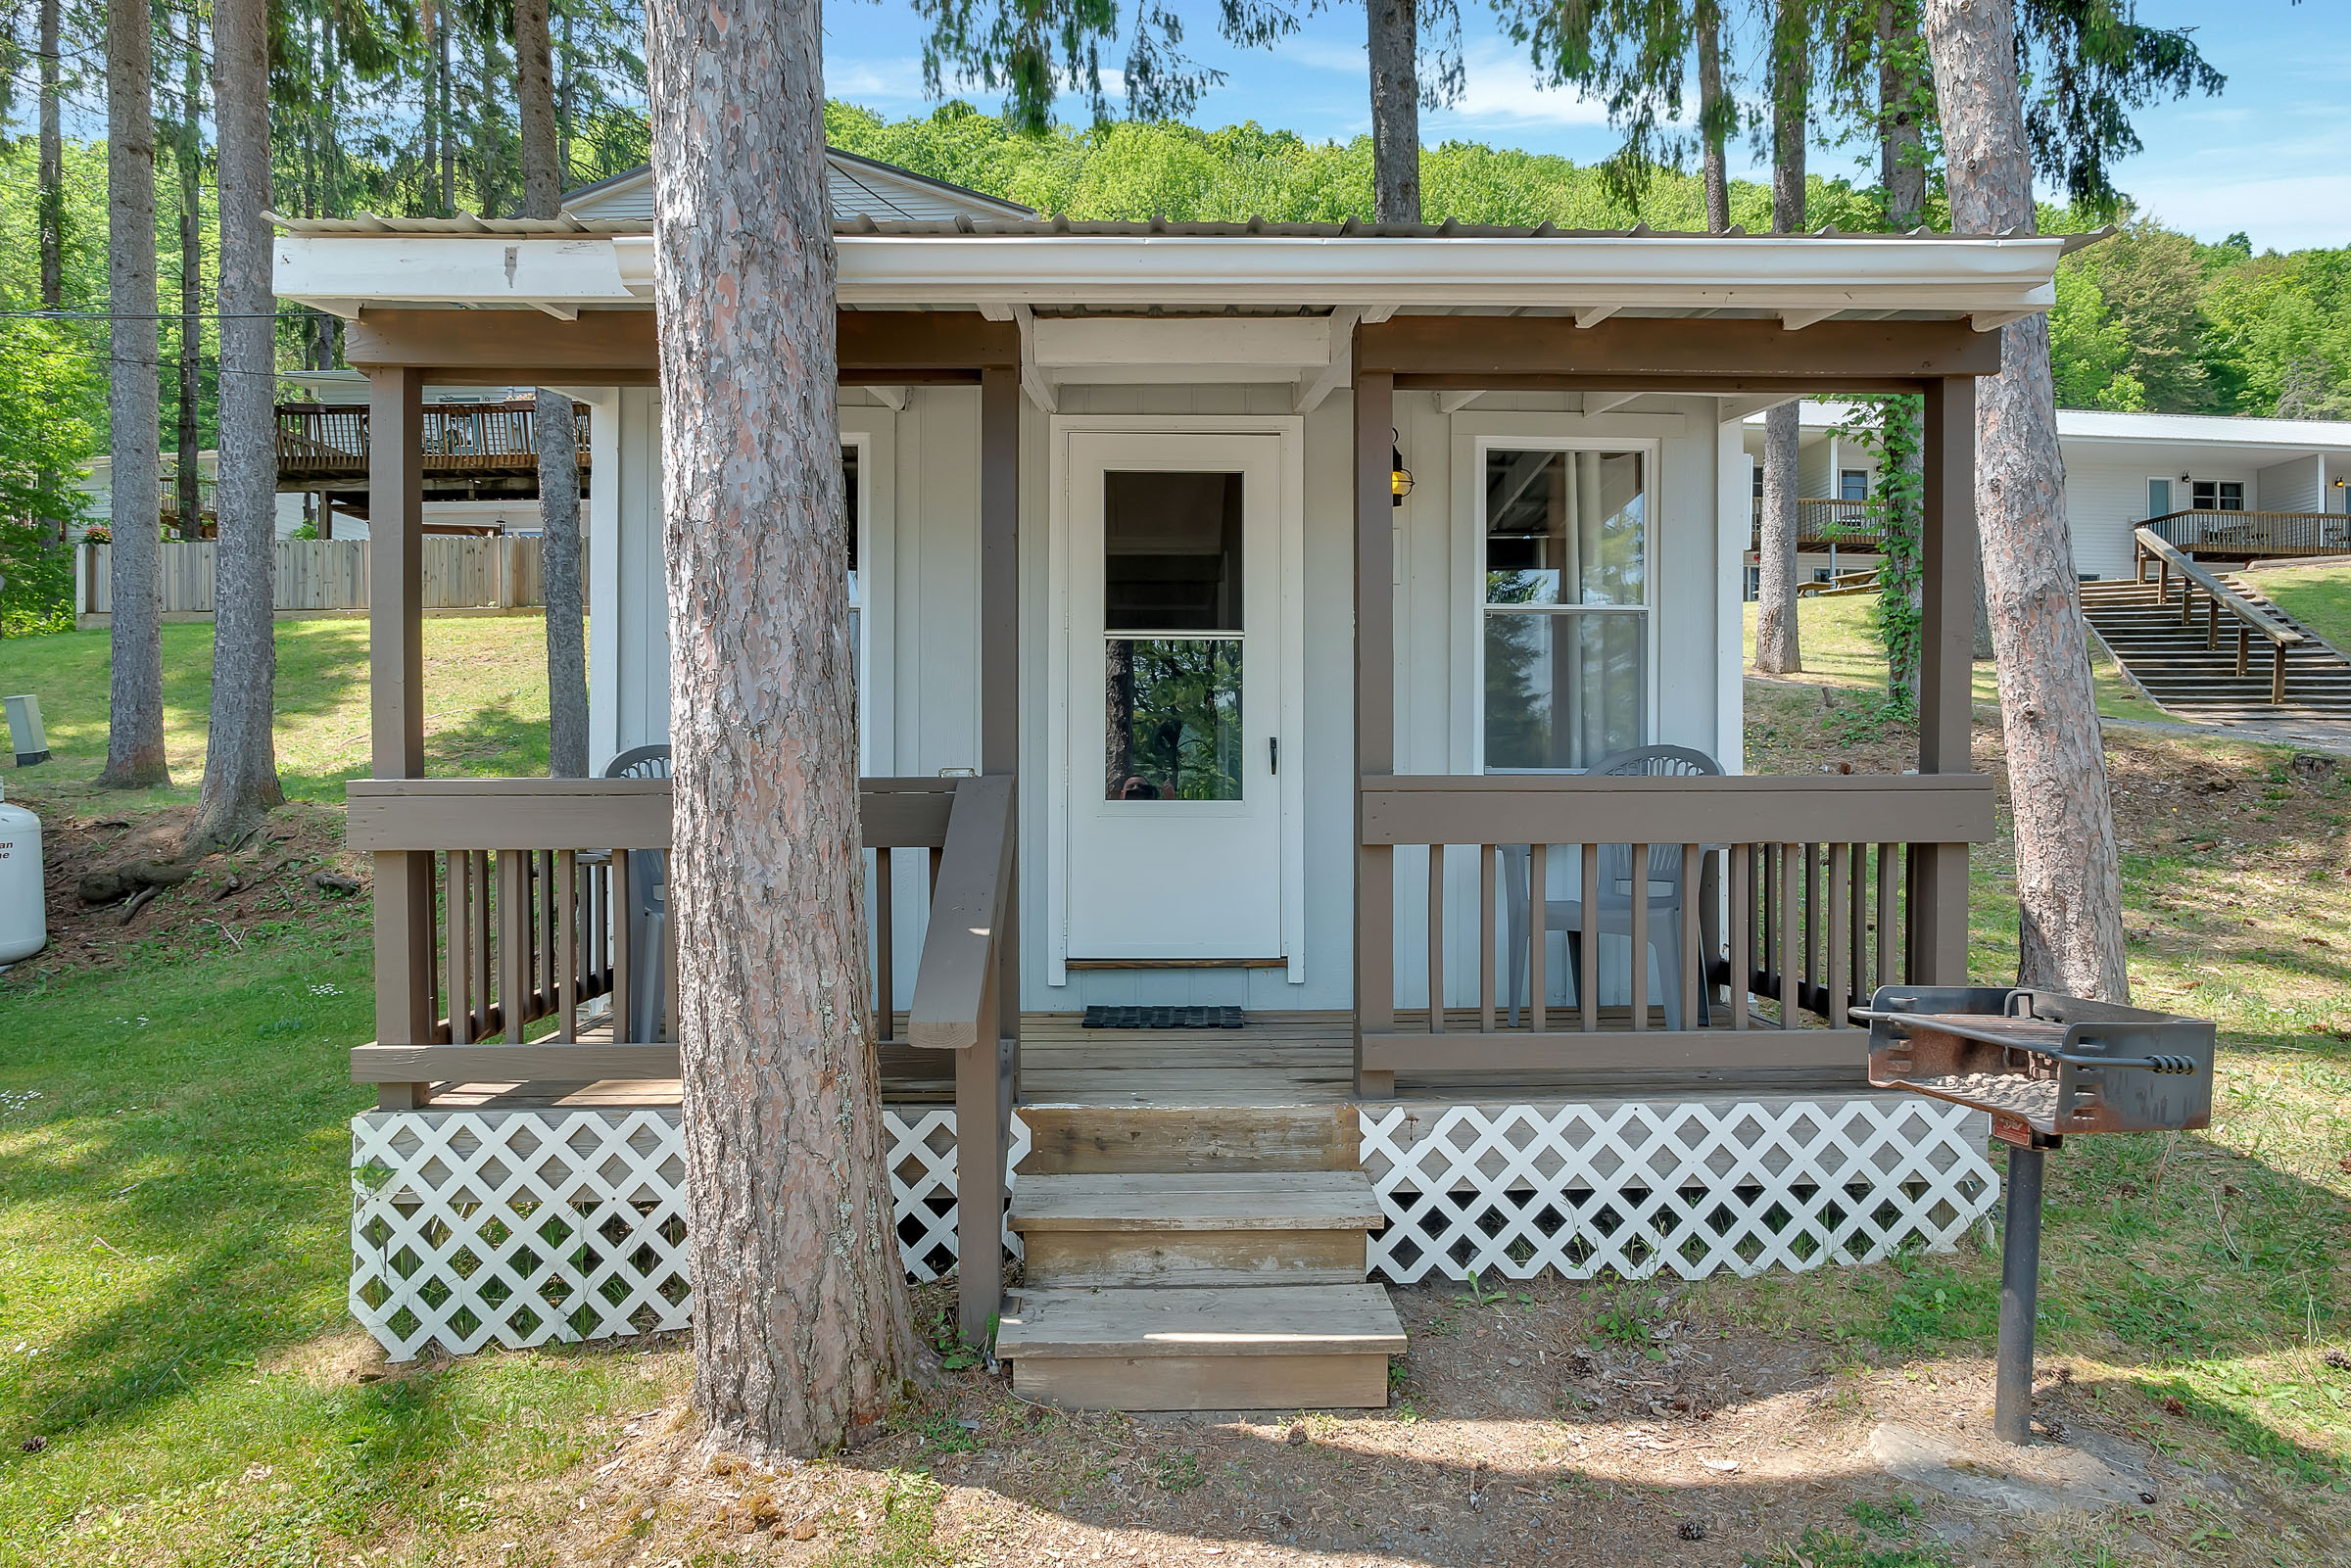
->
xmin=1749 ymin=497 xmax=1887 ymax=552
xmin=345 ymin=770 xmax=1015 ymax=1340
xmin=1356 ymin=773 xmax=1993 ymax=1079
xmin=2144 ymin=508 xmax=2351 ymax=560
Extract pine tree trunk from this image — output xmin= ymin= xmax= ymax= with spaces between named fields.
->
xmin=516 ymin=0 xmax=589 ymax=777
xmin=100 ymin=0 xmax=169 ymax=789
xmin=1923 ymin=0 xmax=2129 ymax=1001
xmin=645 ymin=0 xmax=917 ymax=1458
xmin=175 ymin=3 xmax=203 ymax=542
xmin=1696 ymin=0 xmax=1730 ymax=234
xmin=187 ymin=0 xmax=284 ymax=854
xmin=1753 ymin=0 xmax=1808 ymax=675
xmin=1755 ymin=404 xmax=1801 ymax=672
xmin=38 ymin=0 xmax=62 ymax=311
xmin=1877 ymin=0 xmax=1927 ymax=228
xmin=38 ymin=0 xmax=64 ymax=545
xmin=1367 ymin=0 xmax=1420 ymax=223
xmin=439 ymin=23 xmax=456 ymax=214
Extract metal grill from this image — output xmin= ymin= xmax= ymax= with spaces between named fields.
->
xmin=1857 ymin=985 xmax=2216 ymax=1445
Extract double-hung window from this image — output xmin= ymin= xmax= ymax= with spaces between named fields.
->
xmin=1480 ymin=447 xmax=1650 ymax=771
xmin=2191 ymin=479 xmax=2245 ymax=512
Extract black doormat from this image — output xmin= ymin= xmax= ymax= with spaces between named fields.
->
xmin=1081 ymin=1005 xmax=1245 ymax=1030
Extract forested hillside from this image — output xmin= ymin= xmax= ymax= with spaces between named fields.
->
xmin=826 ymin=103 xmax=2349 ymax=425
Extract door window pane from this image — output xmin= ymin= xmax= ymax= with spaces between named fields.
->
xmin=2147 ymin=478 xmax=2171 ymax=518
xmin=1105 ymin=470 xmax=1244 ymax=632
xmin=1483 ymin=612 xmax=1645 ymax=771
xmin=1105 ymin=638 xmax=1243 ymax=800
xmin=1484 ymin=450 xmax=1646 ymax=607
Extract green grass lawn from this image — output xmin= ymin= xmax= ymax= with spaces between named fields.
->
xmin=2254 ymin=563 xmax=2351 ymax=653
xmin=0 ymin=616 xmax=552 ymax=818
xmin=1742 ymin=592 xmax=2160 ymax=721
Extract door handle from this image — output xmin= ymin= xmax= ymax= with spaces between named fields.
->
xmin=1268 ymin=737 xmax=1279 ymax=776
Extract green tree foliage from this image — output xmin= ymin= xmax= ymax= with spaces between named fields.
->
xmin=0 ymin=319 xmax=97 ymax=634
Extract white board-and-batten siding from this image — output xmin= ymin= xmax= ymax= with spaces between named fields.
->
xmin=589 ymin=384 xmax=1742 ymax=1014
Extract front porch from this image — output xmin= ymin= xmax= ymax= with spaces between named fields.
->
xmin=292 ymin=214 xmax=2063 ymax=1394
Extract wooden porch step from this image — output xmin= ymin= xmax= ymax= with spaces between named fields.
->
xmin=1017 ymin=1102 xmax=1361 ymax=1173
xmin=1012 ymin=1170 xmax=1383 ymax=1288
xmin=997 ymin=1283 xmax=1406 ymax=1411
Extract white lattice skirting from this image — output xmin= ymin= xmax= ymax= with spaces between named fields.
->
xmin=350 ymin=1108 xmax=1030 ymax=1361
xmin=351 ymin=1094 xmax=1996 ymax=1359
xmin=1359 ymin=1097 xmax=1997 ymax=1284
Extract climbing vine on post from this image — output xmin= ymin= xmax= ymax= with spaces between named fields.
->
xmin=1838 ymin=394 xmax=1926 ymax=710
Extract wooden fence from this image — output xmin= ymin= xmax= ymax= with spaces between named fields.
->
xmin=76 ymin=537 xmax=552 ymax=624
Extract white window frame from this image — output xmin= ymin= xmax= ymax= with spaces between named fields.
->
xmin=836 ymin=413 xmax=894 ymax=774
xmin=1463 ymin=433 xmax=1662 ymax=775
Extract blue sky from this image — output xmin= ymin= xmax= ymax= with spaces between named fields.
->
xmin=825 ymin=0 xmax=2349 ymax=252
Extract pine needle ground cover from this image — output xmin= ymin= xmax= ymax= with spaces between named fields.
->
xmin=0 ymin=604 xmax=2346 ymax=1564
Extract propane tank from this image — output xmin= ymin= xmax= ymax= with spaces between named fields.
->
xmin=0 ymin=781 xmax=45 ymax=964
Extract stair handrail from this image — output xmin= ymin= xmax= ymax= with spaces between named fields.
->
xmin=2132 ymin=528 xmax=2303 ymax=646
xmin=2131 ymin=526 xmax=2304 ymax=705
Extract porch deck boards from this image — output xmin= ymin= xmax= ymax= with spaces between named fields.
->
xmin=416 ymin=1009 xmax=1874 ymax=1111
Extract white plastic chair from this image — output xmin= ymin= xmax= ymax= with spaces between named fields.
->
xmin=1504 ymin=744 xmax=1721 ymax=1031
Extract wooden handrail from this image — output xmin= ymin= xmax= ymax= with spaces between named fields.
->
xmin=345 ymin=774 xmax=958 ymax=852
xmin=2133 ymin=527 xmax=2303 ymax=647
xmin=909 ymin=774 xmax=1016 ymax=1053
xmin=1360 ymin=772 xmax=1996 ymax=847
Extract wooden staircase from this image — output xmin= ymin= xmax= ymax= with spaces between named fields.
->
xmin=2082 ymin=576 xmax=2351 ymax=722
xmin=996 ymin=1103 xmax=1406 ymax=1411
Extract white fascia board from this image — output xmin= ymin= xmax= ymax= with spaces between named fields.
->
xmin=832 ymin=234 xmax=2067 ymax=314
xmin=275 ymin=229 xmax=2067 ymax=320
xmin=1031 ymin=315 xmax=1331 ymax=370
xmin=275 ymin=233 xmax=642 ymax=307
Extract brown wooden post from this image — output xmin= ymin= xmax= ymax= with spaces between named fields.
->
xmin=1910 ymin=375 xmax=1977 ymax=985
xmin=1355 ymin=362 xmax=1397 ymax=1097
xmin=967 ymin=364 xmax=1020 ymax=1348
xmin=368 ymin=365 xmax=434 ymax=1109
xmin=980 ymin=366 xmax=1019 ymax=1066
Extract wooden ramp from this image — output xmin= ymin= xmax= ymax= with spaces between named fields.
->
xmin=999 ymin=1068 xmax=1405 ymax=1412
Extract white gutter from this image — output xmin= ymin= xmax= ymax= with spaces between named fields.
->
xmin=286 ymin=230 xmax=2066 ymax=328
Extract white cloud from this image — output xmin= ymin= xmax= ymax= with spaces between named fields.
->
xmin=2122 ymin=170 xmax=2351 ymax=252
xmin=826 ymin=56 xmax=936 ymax=105
xmin=1427 ymin=40 xmax=1613 ymax=131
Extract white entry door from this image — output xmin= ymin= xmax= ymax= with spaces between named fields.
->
xmin=1064 ymin=431 xmax=1285 ymax=961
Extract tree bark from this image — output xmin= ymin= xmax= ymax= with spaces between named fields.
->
xmin=1876 ymin=0 xmax=1927 ymax=228
xmin=38 ymin=0 xmax=64 ymax=545
xmin=1753 ymin=0 xmax=1808 ymax=675
xmin=1696 ymin=0 xmax=1730 ymax=234
xmin=37 ymin=0 xmax=62 ymax=312
xmin=186 ymin=0 xmax=284 ymax=855
xmin=1754 ymin=403 xmax=1801 ymax=672
xmin=100 ymin=0 xmax=169 ymax=789
xmin=1367 ymin=0 xmax=1420 ymax=223
xmin=1923 ymin=0 xmax=2129 ymax=1001
xmin=516 ymin=0 xmax=589 ymax=777
xmin=646 ymin=0 xmax=918 ymax=1458
xmin=174 ymin=1 xmax=203 ymax=542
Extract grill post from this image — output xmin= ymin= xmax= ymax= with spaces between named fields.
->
xmin=1993 ymin=1141 xmax=2046 ymax=1444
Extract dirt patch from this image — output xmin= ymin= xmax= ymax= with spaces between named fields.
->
xmin=346 ymin=1278 xmax=2343 ymax=1568
xmin=2 ymin=798 xmax=367 ymax=984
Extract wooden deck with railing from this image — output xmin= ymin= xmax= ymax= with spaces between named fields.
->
xmin=2143 ymin=508 xmax=2351 ymax=560
xmin=276 ymin=401 xmax=593 ymax=487
xmin=1749 ymin=497 xmax=1887 ymax=552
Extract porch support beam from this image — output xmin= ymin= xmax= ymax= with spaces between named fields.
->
xmin=1354 ymin=356 xmax=1397 ymax=1099
xmin=339 ymin=306 xmax=1020 ymax=383
xmin=1911 ymin=374 xmax=1979 ymax=985
xmin=1360 ymin=313 xmax=2000 ymax=382
xmin=367 ymin=365 xmax=434 ymax=1111
xmin=969 ymin=361 xmax=1021 ymax=1345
